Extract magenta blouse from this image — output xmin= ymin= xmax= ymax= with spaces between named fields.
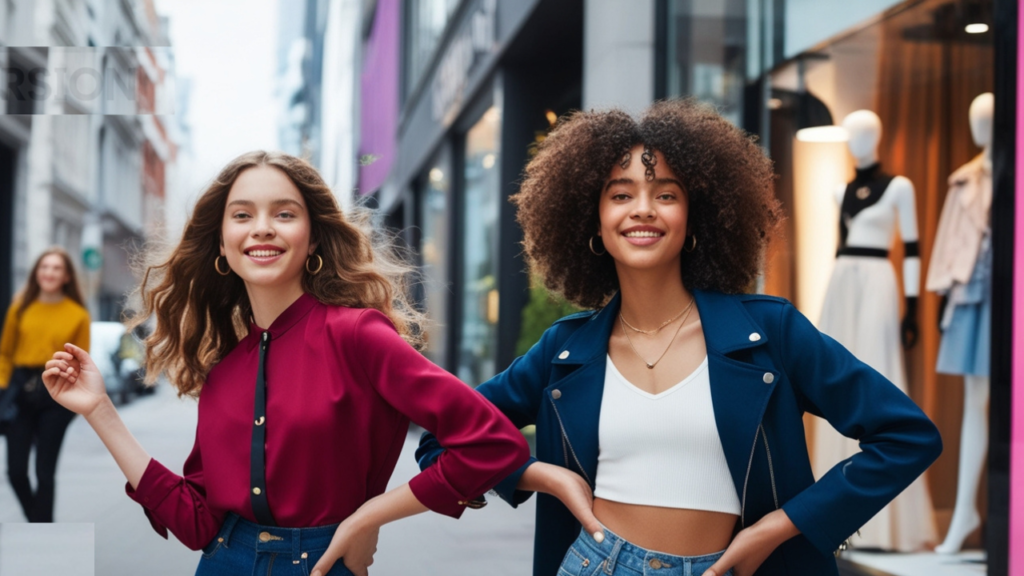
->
xmin=126 ymin=293 xmax=530 ymax=550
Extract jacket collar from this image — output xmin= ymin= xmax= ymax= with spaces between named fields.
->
xmin=550 ymin=289 xmax=768 ymax=365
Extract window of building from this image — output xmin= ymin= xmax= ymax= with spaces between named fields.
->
xmin=457 ymin=104 xmax=500 ymax=386
xmin=404 ymin=0 xmax=460 ymax=97
xmin=665 ymin=0 xmax=748 ymax=125
xmin=418 ymin=144 xmax=452 ymax=366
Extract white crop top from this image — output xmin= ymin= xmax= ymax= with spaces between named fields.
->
xmin=594 ymin=356 xmax=741 ymax=515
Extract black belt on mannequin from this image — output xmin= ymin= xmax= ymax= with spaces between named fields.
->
xmin=250 ymin=331 xmax=277 ymax=526
xmin=836 ymin=246 xmax=889 ymax=258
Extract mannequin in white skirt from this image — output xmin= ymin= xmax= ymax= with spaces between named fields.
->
xmin=927 ymin=93 xmax=994 ymax=554
xmin=812 ymin=109 xmax=937 ymax=551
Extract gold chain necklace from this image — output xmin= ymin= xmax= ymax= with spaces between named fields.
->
xmin=619 ymin=298 xmax=695 ymax=334
xmin=619 ymin=297 xmax=695 ymax=369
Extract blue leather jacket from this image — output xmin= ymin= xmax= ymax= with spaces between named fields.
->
xmin=418 ymin=290 xmax=942 ymax=576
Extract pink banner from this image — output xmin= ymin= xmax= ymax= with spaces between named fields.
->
xmin=1011 ymin=5 xmax=1024 ymax=572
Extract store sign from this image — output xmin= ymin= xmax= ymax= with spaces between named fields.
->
xmin=431 ymin=0 xmax=497 ymax=122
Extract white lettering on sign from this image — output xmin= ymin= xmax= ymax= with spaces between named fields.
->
xmin=431 ymin=0 xmax=497 ymax=122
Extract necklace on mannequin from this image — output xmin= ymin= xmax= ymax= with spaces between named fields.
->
xmin=620 ymin=297 xmax=695 ymax=369
xmin=619 ymin=298 xmax=695 ymax=334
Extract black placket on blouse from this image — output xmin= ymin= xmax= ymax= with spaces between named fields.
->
xmin=250 ymin=331 xmax=277 ymax=526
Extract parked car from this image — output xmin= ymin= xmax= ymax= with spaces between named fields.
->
xmin=90 ymin=322 xmax=149 ymax=405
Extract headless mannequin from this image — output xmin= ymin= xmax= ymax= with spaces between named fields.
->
xmin=838 ymin=110 xmax=920 ymax=347
xmin=934 ymin=93 xmax=993 ymax=554
xmin=814 ymin=110 xmax=934 ymax=551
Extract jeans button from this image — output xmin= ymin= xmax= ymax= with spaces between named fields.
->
xmin=649 ymin=558 xmax=663 ymax=569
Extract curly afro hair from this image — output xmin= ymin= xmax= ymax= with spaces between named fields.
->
xmin=511 ymin=99 xmax=781 ymax=309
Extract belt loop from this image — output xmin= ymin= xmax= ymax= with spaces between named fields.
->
xmin=603 ymin=536 xmax=623 ymax=575
xmin=220 ymin=513 xmax=241 ymax=548
xmin=292 ymin=526 xmax=302 ymax=561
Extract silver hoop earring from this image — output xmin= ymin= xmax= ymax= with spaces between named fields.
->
xmin=589 ymin=236 xmax=606 ymax=256
xmin=214 ymin=256 xmax=231 ymax=276
xmin=684 ymin=234 xmax=697 ymax=253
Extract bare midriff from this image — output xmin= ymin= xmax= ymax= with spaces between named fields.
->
xmin=593 ymin=498 xmax=738 ymax=556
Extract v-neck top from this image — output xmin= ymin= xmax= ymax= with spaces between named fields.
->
xmin=125 ymin=292 xmax=530 ymax=550
xmin=594 ymin=355 xmax=740 ymax=514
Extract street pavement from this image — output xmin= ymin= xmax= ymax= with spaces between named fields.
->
xmin=0 ymin=383 xmax=537 ymax=575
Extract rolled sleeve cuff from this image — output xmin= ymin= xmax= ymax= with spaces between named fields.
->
xmin=407 ymin=466 xmax=471 ymax=519
xmin=781 ymin=498 xmax=838 ymax=556
xmin=124 ymin=458 xmax=177 ymax=539
xmin=492 ymin=457 xmax=537 ymax=508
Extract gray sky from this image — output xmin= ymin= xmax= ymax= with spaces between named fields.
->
xmin=153 ymin=0 xmax=280 ymax=227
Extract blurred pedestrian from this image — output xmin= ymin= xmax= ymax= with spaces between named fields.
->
xmin=0 ymin=247 xmax=90 ymax=522
xmin=42 ymin=151 xmax=528 ymax=576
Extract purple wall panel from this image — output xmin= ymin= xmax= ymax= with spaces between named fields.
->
xmin=359 ymin=0 xmax=399 ymax=195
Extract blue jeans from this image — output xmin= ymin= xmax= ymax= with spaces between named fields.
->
xmin=559 ymin=526 xmax=733 ymax=576
xmin=195 ymin=513 xmax=355 ymax=576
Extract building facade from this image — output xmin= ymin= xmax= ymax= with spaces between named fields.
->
xmin=0 ymin=0 xmax=176 ymax=321
xmin=350 ymin=0 xmax=1017 ymax=574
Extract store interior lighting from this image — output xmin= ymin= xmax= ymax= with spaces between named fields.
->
xmin=965 ymin=23 xmax=988 ymax=34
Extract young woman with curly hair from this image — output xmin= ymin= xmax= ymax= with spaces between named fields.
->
xmin=40 ymin=151 xmax=529 ymax=576
xmin=418 ymin=100 xmax=941 ymax=576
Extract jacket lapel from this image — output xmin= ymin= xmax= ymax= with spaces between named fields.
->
xmin=695 ymin=290 xmax=779 ymax=500
xmin=544 ymin=294 xmax=620 ymax=485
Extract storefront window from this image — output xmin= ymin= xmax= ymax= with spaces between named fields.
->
xmin=666 ymin=0 xmax=747 ymax=125
xmin=419 ymin=145 xmax=452 ymax=365
xmin=404 ymin=0 xmax=460 ymax=96
xmin=457 ymin=105 xmax=501 ymax=385
xmin=758 ymin=0 xmax=994 ymax=563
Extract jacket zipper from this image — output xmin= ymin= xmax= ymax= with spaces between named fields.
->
xmin=548 ymin=397 xmax=593 ymax=487
xmin=740 ymin=422 xmax=778 ymax=528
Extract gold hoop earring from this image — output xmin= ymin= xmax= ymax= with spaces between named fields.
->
xmin=684 ymin=234 xmax=697 ymax=253
xmin=589 ymin=236 xmax=606 ymax=256
xmin=214 ymin=256 xmax=231 ymax=276
xmin=306 ymin=254 xmax=323 ymax=275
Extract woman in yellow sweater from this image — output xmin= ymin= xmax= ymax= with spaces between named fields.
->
xmin=0 ymin=247 xmax=90 ymax=522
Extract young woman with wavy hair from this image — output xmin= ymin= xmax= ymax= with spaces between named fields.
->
xmin=0 ymin=247 xmax=89 ymax=522
xmin=41 ymin=151 xmax=529 ymax=575
xmin=417 ymin=100 xmax=942 ymax=576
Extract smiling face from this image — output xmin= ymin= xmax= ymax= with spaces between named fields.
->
xmin=220 ymin=165 xmax=316 ymax=291
xmin=598 ymin=144 xmax=689 ymax=274
xmin=35 ymin=253 xmax=70 ymax=295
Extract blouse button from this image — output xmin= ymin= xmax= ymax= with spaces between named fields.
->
xmin=252 ymin=487 xmax=262 ymax=495
xmin=749 ymin=333 xmax=761 ymax=342
xmin=551 ymin=389 xmax=562 ymax=400
xmin=558 ymin=350 xmax=570 ymax=359
xmin=763 ymin=372 xmax=774 ymax=384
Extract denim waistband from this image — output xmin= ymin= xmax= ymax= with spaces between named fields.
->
xmin=575 ymin=526 xmax=726 ymax=575
xmin=218 ymin=513 xmax=340 ymax=558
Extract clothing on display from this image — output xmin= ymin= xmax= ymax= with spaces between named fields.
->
xmin=927 ymin=154 xmax=993 ymax=378
xmin=813 ymin=164 xmax=937 ymax=552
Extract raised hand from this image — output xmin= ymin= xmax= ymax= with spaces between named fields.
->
xmin=43 ymin=343 xmax=110 ymax=417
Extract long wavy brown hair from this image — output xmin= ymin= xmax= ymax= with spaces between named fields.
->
xmin=125 ymin=151 xmax=425 ymax=398
xmin=16 ymin=247 xmax=86 ymax=317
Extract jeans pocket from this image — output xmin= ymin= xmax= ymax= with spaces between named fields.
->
xmin=199 ymin=535 xmax=223 ymax=560
xmin=301 ymin=549 xmax=354 ymax=576
xmin=558 ymin=545 xmax=603 ymax=576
